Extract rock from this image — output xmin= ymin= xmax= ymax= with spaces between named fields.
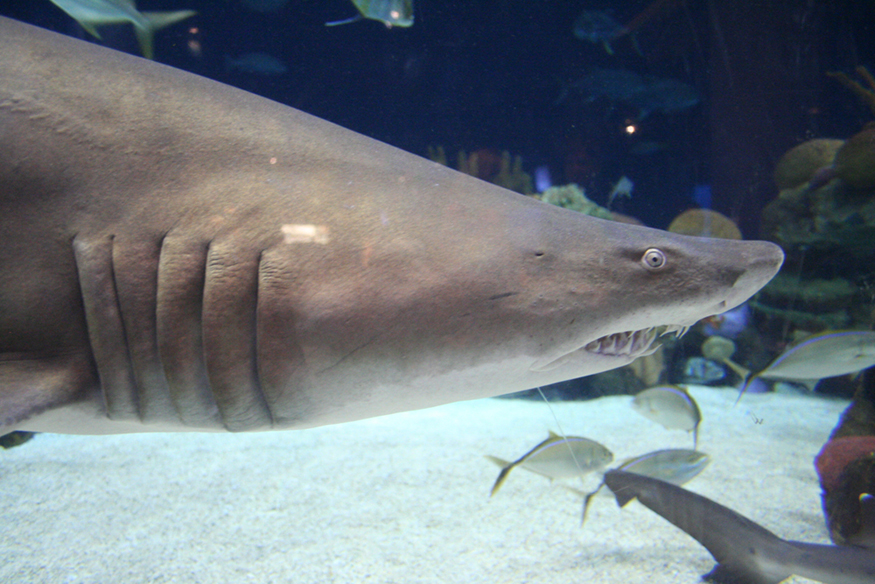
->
xmin=774 ymin=138 xmax=844 ymax=190
xmin=834 ymin=122 xmax=875 ymax=190
xmin=667 ymin=209 xmax=742 ymax=239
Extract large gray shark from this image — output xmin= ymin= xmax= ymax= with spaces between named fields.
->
xmin=603 ymin=470 xmax=875 ymax=584
xmin=0 ymin=16 xmax=782 ymax=436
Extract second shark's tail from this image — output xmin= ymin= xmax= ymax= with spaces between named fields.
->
xmin=603 ymin=470 xmax=875 ymax=584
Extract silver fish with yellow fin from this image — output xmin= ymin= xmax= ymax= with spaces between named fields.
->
xmin=631 ymin=385 xmax=701 ymax=449
xmin=326 ymin=0 xmax=413 ymax=28
xmin=571 ymin=448 xmax=710 ymax=526
xmin=486 ymin=431 xmax=613 ymax=496
xmin=48 ymin=0 xmax=196 ymax=59
xmin=739 ymin=330 xmax=875 ymax=400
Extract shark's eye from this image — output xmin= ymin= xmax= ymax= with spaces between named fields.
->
xmin=641 ymin=248 xmax=666 ymax=270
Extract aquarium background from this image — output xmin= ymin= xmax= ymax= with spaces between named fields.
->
xmin=2 ymin=1 xmax=875 ymax=583
xmin=1 ymin=0 xmax=872 ymax=233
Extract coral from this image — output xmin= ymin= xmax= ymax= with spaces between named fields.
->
xmin=701 ymin=336 xmax=735 ymax=362
xmin=761 ymin=170 xmax=875 ymax=259
xmin=426 ymin=146 xmax=533 ymax=195
xmin=758 ymin=273 xmax=857 ymax=314
xmin=667 ymin=209 xmax=742 ymax=239
xmin=773 ymin=138 xmax=844 ymax=191
xmin=815 ymin=436 xmax=875 ymax=493
xmin=537 ymin=184 xmax=614 ymax=219
xmin=834 ymin=122 xmax=875 ymax=190
xmin=750 ymin=273 xmax=856 ymax=332
xmin=492 ymin=151 xmax=534 ymax=195
xmin=828 ymin=66 xmax=875 ymax=117
xmin=626 ymin=346 xmax=665 ymax=386
xmin=815 ymin=435 xmax=875 ymax=545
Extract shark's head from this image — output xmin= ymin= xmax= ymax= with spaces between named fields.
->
xmin=275 ymin=194 xmax=784 ymax=425
xmin=467 ymin=203 xmax=784 ymax=384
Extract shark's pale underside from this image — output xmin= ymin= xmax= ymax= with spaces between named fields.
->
xmin=0 ymin=17 xmax=783 ymax=435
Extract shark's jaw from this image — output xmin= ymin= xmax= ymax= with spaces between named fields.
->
xmin=530 ymin=324 xmax=694 ymax=372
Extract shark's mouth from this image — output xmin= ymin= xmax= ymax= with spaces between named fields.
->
xmin=532 ymin=325 xmax=689 ymax=372
xmin=584 ymin=324 xmax=689 ymax=359
xmin=584 ymin=328 xmax=659 ymax=358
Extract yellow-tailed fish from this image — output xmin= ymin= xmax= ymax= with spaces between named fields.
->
xmin=631 ymin=385 xmax=701 ymax=449
xmin=486 ymin=431 xmax=613 ymax=496
xmin=326 ymin=0 xmax=413 ymax=28
xmin=738 ymin=330 xmax=875 ymax=401
xmin=570 ymin=448 xmax=710 ymax=526
xmin=49 ymin=0 xmax=195 ymax=59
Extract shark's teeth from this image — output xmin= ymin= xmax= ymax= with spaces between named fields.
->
xmin=585 ymin=327 xmax=659 ymax=358
xmin=660 ymin=324 xmax=690 ymax=339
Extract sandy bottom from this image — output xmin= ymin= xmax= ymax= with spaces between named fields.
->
xmin=0 ymin=386 xmax=849 ymax=583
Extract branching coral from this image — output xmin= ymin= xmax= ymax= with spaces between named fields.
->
xmin=426 ymin=146 xmax=533 ymax=194
xmin=827 ymin=66 xmax=875 ymax=117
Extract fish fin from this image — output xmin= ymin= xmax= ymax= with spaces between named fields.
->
xmin=581 ymin=483 xmax=604 ymax=527
xmin=548 ymin=429 xmax=562 ymax=439
xmin=0 ymin=353 xmax=93 ymax=432
xmin=136 ymin=11 xmax=197 ymax=60
xmin=562 ymin=484 xmax=587 ymax=497
xmin=325 ymin=14 xmax=363 ymax=27
xmin=721 ymin=357 xmax=750 ymax=381
xmin=77 ymin=21 xmax=104 ymax=40
xmin=631 ymin=32 xmax=644 ymax=57
xmin=484 ymin=455 xmax=511 ymax=468
xmin=734 ymin=373 xmax=756 ymax=406
xmin=489 ymin=463 xmax=515 ymax=497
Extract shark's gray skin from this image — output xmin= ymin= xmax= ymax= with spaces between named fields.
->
xmin=603 ymin=470 xmax=875 ymax=584
xmin=0 ymin=16 xmax=782 ymax=435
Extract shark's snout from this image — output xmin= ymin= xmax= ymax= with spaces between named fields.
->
xmin=723 ymin=240 xmax=784 ymax=311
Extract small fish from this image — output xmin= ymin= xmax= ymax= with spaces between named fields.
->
xmin=603 ymin=470 xmax=875 ymax=584
xmin=564 ymin=68 xmax=699 ymax=120
xmin=607 ymin=176 xmax=634 ymax=208
xmin=572 ymin=448 xmax=710 ymax=526
xmin=48 ymin=0 xmax=196 ymax=59
xmin=225 ymin=52 xmax=288 ymax=76
xmin=628 ymin=77 xmax=700 ymax=119
xmin=739 ymin=330 xmax=875 ymax=400
xmin=631 ymin=385 xmax=701 ymax=449
xmin=486 ymin=431 xmax=613 ymax=496
xmin=573 ymin=9 xmax=627 ymax=55
xmin=682 ymin=356 xmax=727 ymax=385
xmin=326 ymin=0 xmax=413 ymax=28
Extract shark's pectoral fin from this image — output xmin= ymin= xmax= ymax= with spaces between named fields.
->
xmin=0 ymin=353 xmax=94 ymax=429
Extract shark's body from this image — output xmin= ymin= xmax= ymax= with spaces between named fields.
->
xmin=0 ymin=17 xmax=782 ymax=435
xmin=604 ymin=470 xmax=875 ymax=584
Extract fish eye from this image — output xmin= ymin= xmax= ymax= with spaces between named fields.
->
xmin=641 ymin=248 xmax=667 ymax=270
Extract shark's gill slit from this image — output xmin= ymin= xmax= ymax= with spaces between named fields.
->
xmin=72 ymin=234 xmax=140 ymax=421
xmin=253 ymin=250 xmax=275 ymax=427
xmin=155 ymin=235 xmax=221 ymax=428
